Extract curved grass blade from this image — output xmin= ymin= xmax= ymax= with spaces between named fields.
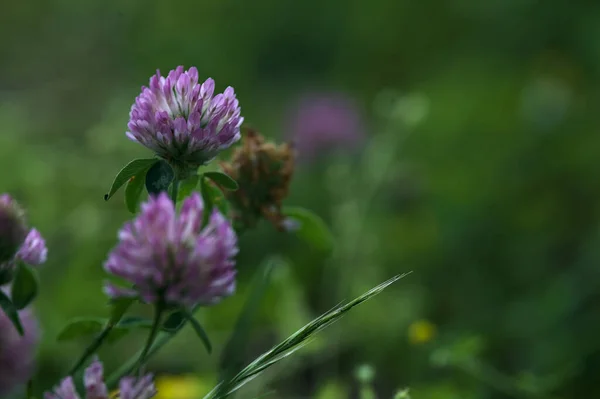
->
xmin=219 ymin=257 xmax=278 ymax=384
xmin=207 ymin=273 xmax=409 ymax=399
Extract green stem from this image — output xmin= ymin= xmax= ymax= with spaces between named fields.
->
xmin=67 ymin=323 xmax=114 ymax=376
xmin=26 ymin=378 xmax=33 ymax=399
xmin=171 ymin=178 xmax=180 ymax=205
xmin=135 ymin=302 xmax=164 ymax=374
xmin=107 ymin=330 xmax=171 ymax=388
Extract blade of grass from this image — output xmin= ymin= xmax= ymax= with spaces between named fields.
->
xmin=207 ymin=273 xmax=409 ymax=399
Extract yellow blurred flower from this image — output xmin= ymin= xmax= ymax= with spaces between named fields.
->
xmin=154 ymin=375 xmax=210 ymax=399
xmin=407 ymin=319 xmax=436 ymax=345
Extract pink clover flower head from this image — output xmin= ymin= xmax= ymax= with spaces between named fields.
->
xmin=127 ymin=66 xmax=243 ymax=175
xmin=104 ymin=192 xmax=238 ymax=307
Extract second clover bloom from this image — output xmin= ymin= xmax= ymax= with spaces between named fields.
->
xmin=127 ymin=66 xmax=243 ymax=176
xmin=0 ymin=302 xmax=39 ymax=396
xmin=44 ymin=357 xmax=156 ymax=399
xmin=104 ymin=193 xmax=238 ymax=308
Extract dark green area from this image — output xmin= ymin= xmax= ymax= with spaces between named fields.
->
xmin=2 ymin=0 xmax=600 ymax=397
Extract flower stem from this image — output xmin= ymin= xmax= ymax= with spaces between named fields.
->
xmin=135 ymin=302 xmax=164 ymax=374
xmin=106 ymin=305 xmax=199 ymax=388
xmin=67 ymin=323 xmax=114 ymax=376
xmin=26 ymin=378 xmax=33 ymax=399
xmin=171 ymin=178 xmax=180 ymax=205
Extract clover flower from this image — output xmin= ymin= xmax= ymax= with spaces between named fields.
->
xmin=0 ymin=304 xmax=39 ymax=396
xmin=44 ymin=358 xmax=156 ymax=399
xmin=126 ymin=66 xmax=243 ymax=177
xmin=104 ymin=193 xmax=237 ymax=308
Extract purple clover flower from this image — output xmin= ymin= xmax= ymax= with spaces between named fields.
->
xmin=285 ymin=92 xmax=365 ymax=161
xmin=0 ymin=302 xmax=39 ymax=396
xmin=104 ymin=192 xmax=238 ymax=308
xmin=17 ymin=228 xmax=47 ymax=266
xmin=0 ymin=195 xmax=47 ymax=283
xmin=44 ymin=357 xmax=156 ymax=399
xmin=127 ymin=66 xmax=243 ymax=176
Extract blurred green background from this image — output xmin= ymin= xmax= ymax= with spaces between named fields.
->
xmin=2 ymin=0 xmax=600 ymax=398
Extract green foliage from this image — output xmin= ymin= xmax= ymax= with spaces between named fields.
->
xmin=108 ymin=297 xmax=136 ymax=325
xmin=220 ymin=257 xmax=278 ymax=383
xmin=11 ymin=263 xmax=39 ymax=310
xmin=207 ymin=274 xmax=406 ymax=399
xmin=182 ymin=310 xmax=213 ymax=354
xmin=104 ymin=158 xmax=158 ymax=201
xmin=200 ymin=175 xmax=215 ymax=227
xmin=0 ymin=289 xmax=23 ymax=335
xmin=282 ymin=206 xmax=335 ymax=253
xmin=162 ymin=310 xmax=187 ymax=332
xmin=4 ymin=1 xmax=600 ymax=396
xmin=204 ymin=171 xmax=239 ymax=191
xmin=125 ymin=171 xmax=148 ymax=213
xmin=56 ymin=318 xmax=105 ymax=342
xmin=177 ymin=175 xmax=201 ymax=202
xmin=207 ymin=180 xmax=231 ymax=216
xmin=145 ymin=160 xmax=175 ymax=195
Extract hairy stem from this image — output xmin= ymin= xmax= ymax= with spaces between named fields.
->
xmin=106 ymin=305 xmax=198 ymax=388
xmin=135 ymin=302 xmax=164 ymax=374
xmin=67 ymin=323 xmax=114 ymax=376
xmin=171 ymin=178 xmax=180 ymax=205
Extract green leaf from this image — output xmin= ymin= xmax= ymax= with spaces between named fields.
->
xmin=200 ymin=176 xmax=215 ymax=227
xmin=282 ymin=207 xmax=335 ymax=253
xmin=205 ymin=180 xmax=230 ymax=216
xmin=105 ymin=327 xmax=131 ymax=344
xmin=125 ymin=172 xmax=148 ymax=213
xmin=183 ymin=310 xmax=212 ymax=354
xmin=118 ymin=316 xmax=154 ymax=329
xmin=204 ymin=171 xmax=239 ymax=190
xmin=56 ymin=318 xmax=106 ymax=342
xmin=220 ymin=257 xmax=278 ymax=382
xmin=108 ymin=297 xmax=136 ymax=325
xmin=105 ymin=317 xmax=155 ymax=344
xmin=0 ymin=290 xmax=23 ymax=335
xmin=104 ymin=158 xmax=158 ymax=201
xmin=145 ymin=160 xmax=175 ymax=195
xmin=11 ymin=263 xmax=38 ymax=310
xmin=205 ymin=274 xmax=409 ymax=399
xmin=162 ymin=310 xmax=187 ymax=332
xmin=177 ymin=175 xmax=200 ymax=202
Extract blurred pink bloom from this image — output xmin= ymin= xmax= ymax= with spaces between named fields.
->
xmin=285 ymin=92 xmax=365 ymax=161
xmin=0 ymin=302 xmax=39 ymax=396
